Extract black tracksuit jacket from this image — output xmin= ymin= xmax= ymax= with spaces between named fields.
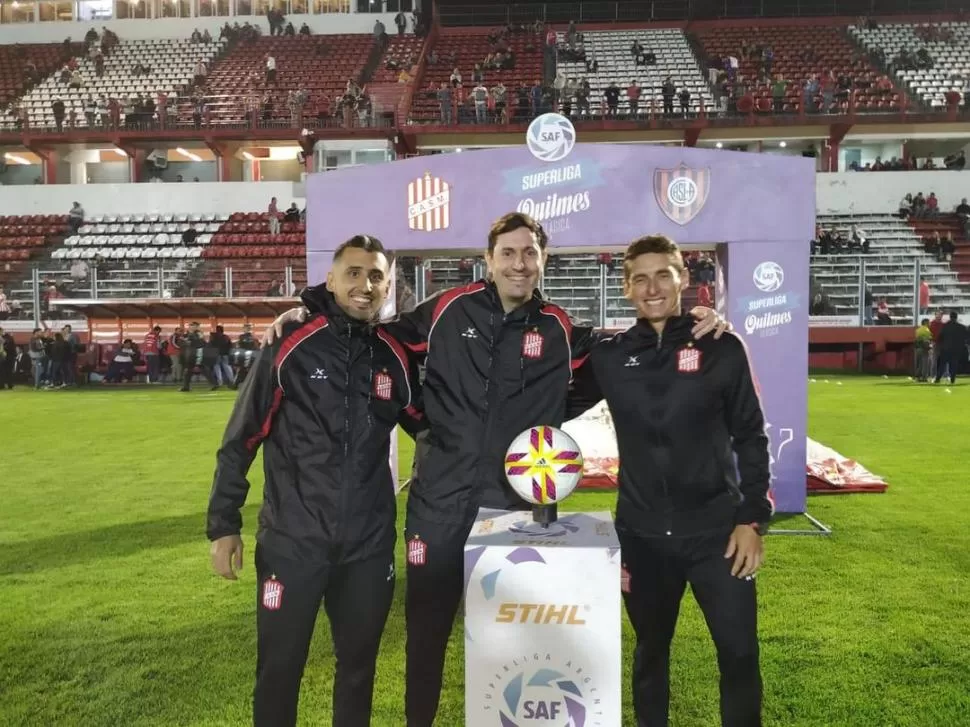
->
xmin=207 ymin=289 xmax=422 ymax=562
xmin=301 ymin=280 xmax=598 ymax=524
xmin=570 ymin=314 xmax=773 ymax=537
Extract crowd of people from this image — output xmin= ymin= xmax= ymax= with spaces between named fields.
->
xmin=850 ymin=150 xmax=966 ymax=172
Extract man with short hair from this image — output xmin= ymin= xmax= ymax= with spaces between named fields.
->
xmin=569 ymin=234 xmax=771 ymax=727
xmin=267 ymin=212 xmax=727 ymax=726
xmin=143 ymin=325 xmax=162 ymax=383
xmin=208 ymin=235 xmax=422 ymax=727
xmin=178 ymin=321 xmax=208 ymax=392
xmin=934 ymin=311 xmax=967 ymax=385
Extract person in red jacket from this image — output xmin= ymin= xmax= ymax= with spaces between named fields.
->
xmin=143 ymin=325 xmax=161 ymax=383
xmin=697 ymin=281 xmax=713 ymax=308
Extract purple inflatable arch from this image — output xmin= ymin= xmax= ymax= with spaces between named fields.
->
xmin=306 ymin=130 xmax=815 ymax=514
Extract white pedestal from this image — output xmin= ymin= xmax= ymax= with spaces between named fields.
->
xmin=463 ymin=508 xmax=622 ymax=727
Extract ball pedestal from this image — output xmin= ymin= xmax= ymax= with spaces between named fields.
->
xmin=463 ymin=508 xmax=622 ymax=726
xmin=532 ymin=503 xmax=557 ymax=527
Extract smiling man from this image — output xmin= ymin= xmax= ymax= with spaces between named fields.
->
xmin=207 ymin=235 xmax=422 ymax=727
xmin=569 ymin=235 xmax=772 ymax=727
xmin=266 ymin=212 xmax=729 ymax=725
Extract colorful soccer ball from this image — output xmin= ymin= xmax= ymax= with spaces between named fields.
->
xmin=504 ymin=426 xmax=585 ymax=505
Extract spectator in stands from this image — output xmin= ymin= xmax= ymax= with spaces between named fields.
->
xmin=924 ymin=230 xmax=941 ymax=257
xmin=697 ymin=281 xmax=713 ymax=308
xmin=51 ymin=98 xmax=66 ymax=132
xmin=955 ymin=197 xmax=970 ymax=237
xmin=940 ymin=232 xmax=955 ymax=262
xmin=898 ymin=193 xmax=913 ymax=219
xmin=0 ymin=286 xmax=8 ymax=320
xmin=575 ymin=80 xmax=591 ymax=117
xmin=265 ymin=54 xmax=277 ymax=86
xmin=925 ymin=192 xmax=940 ymax=217
xmin=912 ymin=192 xmax=927 ymax=217
xmin=802 ymin=75 xmax=819 ymax=113
xmin=770 ymin=74 xmax=787 ymax=113
xmin=69 ymin=68 xmax=85 ymax=90
xmin=193 ymin=59 xmax=208 ymax=89
xmin=492 ymin=82 xmax=508 ymax=123
xmin=394 ymin=10 xmax=408 ymax=36
xmin=875 ymin=298 xmax=892 ymax=325
xmin=661 ymin=77 xmax=676 ymax=116
xmin=627 ymin=80 xmax=641 ymax=117
xmin=268 ymin=198 xmax=280 ymax=236
xmin=437 ymin=82 xmax=453 ymax=125
xmin=850 ymin=224 xmax=869 ymax=253
xmin=284 ymin=22 xmax=295 ymax=36
xmin=915 ymin=318 xmax=933 ymax=382
xmin=944 ymin=150 xmax=966 ymax=171
xmin=934 ymin=312 xmax=967 ymax=384
xmin=530 ymin=80 xmax=543 ymax=117
xmin=604 ymin=82 xmax=620 ymax=116
xmin=68 ymin=202 xmax=84 ymax=234
xmin=284 ymin=202 xmax=300 ymax=223
xmin=678 ymin=85 xmax=691 ymax=117
xmin=299 ymin=23 xmax=311 ymax=36
xmin=449 ymin=68 xmax=462 ymax=88
xmin=471 ymin=82 xmax=488 ymax=124
xmin=919 ymin=278 xmax=931 ymax=316
xmin=266 ymin=278 xmax=281 ymax=297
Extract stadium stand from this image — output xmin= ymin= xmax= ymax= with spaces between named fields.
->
xmin=10 ymin=38 xmax=225 ymax=130
xmin=849 ymin=21 xmax=970 ymax=109
xmin=813 ymin=213 xmax=970 ymax=323
xmin=554 ymin=29 xmax=710 ymax=116
xmin=693 ymin=23 xmax=900 ymax=113
xmin=0 ymin=42 xmax=78 ymax=110
xmin=372 ymin=35 xmax=424 ymax=84
xmin=409 ymin=28 xmax=545 ymax=123
xmin=195 ymin=34 xmax=376 ymax=126
xmin=908 ymin=214 xmax=970 ymax=281
xmin=193 ymin=211 xmax=306 ymax=296
xmin=0 ymin=215 xmax=70 ymax=306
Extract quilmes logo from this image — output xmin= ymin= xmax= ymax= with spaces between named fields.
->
xmin=752 ymin=261 xmax=784 ymax=293
xmin=495 ymin=603 xmax=589 ymax=625
xmin=654 ymin=164 xmax=710 ymax=225
xmin=485 ymin=653 xmax=602 ymax=727
xmin=526 ymin=113 xmax=576 ymax=163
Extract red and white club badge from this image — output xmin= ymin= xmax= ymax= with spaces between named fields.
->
xmin=677 ymin=346 xmax=702 ymax=373
xmin=262 ymin=576 xmax=284 ymax=611
xmin=522 ymin=331 xmax=544 ymax=359
xmin=407 ymin=536 xmax=427 ymax=567
xmin=373 ymin=371 xmax=393 ymax=401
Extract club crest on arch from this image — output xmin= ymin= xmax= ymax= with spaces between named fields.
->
xmin=653 ymin=165 xmax=711 ymax=226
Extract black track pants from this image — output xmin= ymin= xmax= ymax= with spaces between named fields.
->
xmin=253 ymin=544 xmax=396 ymax=727
xmin=620 ymin=528 xmax=763 ymax=727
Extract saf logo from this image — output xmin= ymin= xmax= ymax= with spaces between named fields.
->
xmin=522 ymin=701 xmax=564 ymax=719
xmin=677 ymin=346 xmax=702 ymax=373
xmin=373 ymin=370 xmax=393 ymax=400
xmin=522 ymin=330 xmax=544 ymax=359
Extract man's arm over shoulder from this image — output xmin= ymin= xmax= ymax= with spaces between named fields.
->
xmin=383 ymin=282 xmax=487 ymax=353
xmin=207 ymin=341 xmax=281 ymax=541
xmin=720 ymin=333 xmax=773 ymax=526
xmin=565 ymin=342 xmax=606 ymax=421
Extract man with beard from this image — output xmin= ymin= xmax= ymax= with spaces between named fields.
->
xmin=208 ymin=235 xmax=422 ymax=727
xmin=265 ymin=212 xmax=728 ymax=725
xmin=568 ymin=235 xmax=771 ymax=727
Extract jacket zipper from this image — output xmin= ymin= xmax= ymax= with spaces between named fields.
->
xmin=655 ymin=329 xmax=673 ymax=536
xmin=338 ymin=323 xmax=355 ymax=546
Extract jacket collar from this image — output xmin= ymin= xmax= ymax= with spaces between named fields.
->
xmin=481 ymin=279 xmax=545 ymax=322
xmin=300 ymin=284 xmax=374 ymax=337
xmin=630 ymin=313 xmax=695 ymax=346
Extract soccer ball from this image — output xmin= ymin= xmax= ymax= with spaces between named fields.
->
xmin=504 ymin=426 xmax=584 ymax=505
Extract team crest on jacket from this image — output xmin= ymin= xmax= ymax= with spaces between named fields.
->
xmin=654 ymin=164 xmax=711 ymax=225
xmin=522 ymin=330 xmax=544 ymax=359
xmin=373 ymin=371 xmax=393 ymax=400
xmin=407 ymin=536 xmax=427 ymax=566
xmin=677 ymin=346 xmax=702 ymax=373
xmin=262 ymin=577 xmax=284 ymax=611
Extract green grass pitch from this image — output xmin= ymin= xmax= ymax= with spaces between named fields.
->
xmin=1 ymin=377 xmax=968 ymax=726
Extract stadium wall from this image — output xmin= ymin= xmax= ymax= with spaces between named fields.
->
xmin=3 ymin=171 xmax=965 ymax=218
xmin=0 ymin=181 xmax=301 ymax=216
xmin=0 ymin=13 xmax=402 ymax=45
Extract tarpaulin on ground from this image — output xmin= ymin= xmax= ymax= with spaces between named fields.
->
xmin=806 ymin=438 xmax=889 ymax=494
xmin=564 ymin=404 xmax=889 ymax=495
